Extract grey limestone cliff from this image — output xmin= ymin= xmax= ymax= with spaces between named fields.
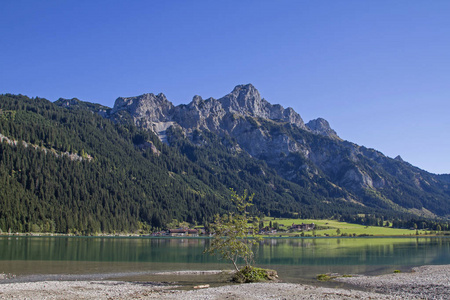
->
xmin=217 ymin=84 xmax=307 ymax=129
xmin=306 ymin=118 xmax=341 ymax=140
xmin=108 ymin=84 xmax=329 ymax=139
xmin=107 ymin=84 xmax=343 ymax=166
xmin=53 ymin=85 xmax=450 ymax=218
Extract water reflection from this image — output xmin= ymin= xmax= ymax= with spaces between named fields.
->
xmin=1 ymin=237 xmax=449 ymax=283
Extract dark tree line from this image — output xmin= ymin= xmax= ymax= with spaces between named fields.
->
xmin=340 ymin=214 xmax=450 ymax=231
xmin=0 ymin=94 xmax=225 ymax=234
xmin=1 ymin=94 xmax=447 ymax=234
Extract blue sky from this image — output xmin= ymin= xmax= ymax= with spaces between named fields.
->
xmin=1 ymin=1 xmax=449 ymax=174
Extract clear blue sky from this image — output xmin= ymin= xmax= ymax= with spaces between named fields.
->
xmin=1 ymin=1 xmax=449 ymax=174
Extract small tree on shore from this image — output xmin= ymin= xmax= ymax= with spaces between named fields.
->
xmin=204 ymin=189 xmax=260 ymax=272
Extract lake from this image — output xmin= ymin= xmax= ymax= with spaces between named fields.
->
xmin=1 ymin=236 xmax=449 ymax=285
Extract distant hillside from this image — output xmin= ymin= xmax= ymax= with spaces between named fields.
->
xmin=98 ymin=84 xmax=450 ymax=219
xmin=1 ymin=88 xmax=449 ymax=234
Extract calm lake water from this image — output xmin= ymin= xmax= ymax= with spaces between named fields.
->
xmin=1 ymin=237 xmax=449 ymax=285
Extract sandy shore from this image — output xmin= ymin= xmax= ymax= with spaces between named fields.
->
xmin=0 ymin=265 xmax=449 ymax=299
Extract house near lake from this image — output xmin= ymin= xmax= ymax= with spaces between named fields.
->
xmin=168 ymin=228 xmax=199 ymax=237
xmin=291 ymin=223 xmax=315 ymax=231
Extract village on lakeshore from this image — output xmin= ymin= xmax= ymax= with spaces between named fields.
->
xmin=2 ymin=218 xmax=446 ymax=238
xmin=162 ymin=222 xmax=316 ymax=237
xmin=146 ymin=218 xmax=445 ymax=238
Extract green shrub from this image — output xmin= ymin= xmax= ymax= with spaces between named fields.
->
xmin=317 ymin=274 xmax=332 ymax=281
xmin=233 ymin=266 xmax=278 ymax=283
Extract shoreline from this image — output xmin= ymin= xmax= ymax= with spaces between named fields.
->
xmin=1 ymin=265 xmax=449 ymax=299
xmin=2 ymin=233 xmax=449 ymax=239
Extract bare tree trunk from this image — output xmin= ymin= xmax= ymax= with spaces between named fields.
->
xmin=232 ymin=260 xmax=239 ymax=272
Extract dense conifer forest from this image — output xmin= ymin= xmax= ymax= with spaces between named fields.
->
xmin=0 ymin=94 xmax=226 ymax=233
xmin=0 ymin=94 xmax=448 ymax=234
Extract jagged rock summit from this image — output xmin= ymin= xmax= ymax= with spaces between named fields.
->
xmin=217 ymin=84 xmax=306 ymax=129
xmin=394 ymin=155 xmax=405 ymax=162
xmin=112 ymin=93 xmax=174 ymax=122
xmin=50 ymin=90 xmax=450 ymax=220
xmin=306 ymin=118 xmax=341 ymax=140
xmin=102 ymin=85 xmax=450 ymax=219
xmin=109 ymin=84 xmax=337 ymax=140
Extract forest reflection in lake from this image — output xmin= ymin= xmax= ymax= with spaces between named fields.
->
xmin=1 ymin=236 xmax=449 ymax=283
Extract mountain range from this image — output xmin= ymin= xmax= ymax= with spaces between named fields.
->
xmin=0 ymin=85 xmax=449 ymax=233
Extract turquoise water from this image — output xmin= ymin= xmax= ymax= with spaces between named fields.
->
xmin=1 ymin=237 xmax=449 ymax=284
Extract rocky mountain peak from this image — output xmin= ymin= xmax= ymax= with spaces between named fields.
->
xmin=191 ymin=95 xmax=203 ymax=105
xmin=107 ymin=84 xmax=333 ymax=137
xmin=216 ymin=84 xmax=307 ymax=129
xmin=395 ymin=155 xmax=404 ymax=162
xmin=306 ymin=118 xmax=340 ymax=140
xmin=112 ymin=93 xmax=174 ymax=122
xmin=231 ymin=83 xmax=260 ymax=98
xmin=219 ymin=84 xmax=263 ymax=116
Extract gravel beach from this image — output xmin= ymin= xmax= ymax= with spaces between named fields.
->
xmin=336 ymin=265 xmax=450 ymax=299
xmin=0 ymin=265 xmax=449 ymax=299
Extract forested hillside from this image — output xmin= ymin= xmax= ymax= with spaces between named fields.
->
xmin=0 ymin=94 xmax=229 ymax=233
xmin=0 ymin=93 xmax=449 ymax=234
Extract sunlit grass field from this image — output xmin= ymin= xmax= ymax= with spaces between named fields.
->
xmin=261 ymin=218 xmax=429 ymax=237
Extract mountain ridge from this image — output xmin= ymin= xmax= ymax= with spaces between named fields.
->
xmin=99 ymin=84 xmax=450 ymax=219
xmin=1 ymin=91 xmax=449 ymax=234
xmin=59 ymin=84 xmax=340 ymax=141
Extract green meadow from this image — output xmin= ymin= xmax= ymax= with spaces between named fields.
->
xmin=261 ymin=218 xmax=430 ymax=237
